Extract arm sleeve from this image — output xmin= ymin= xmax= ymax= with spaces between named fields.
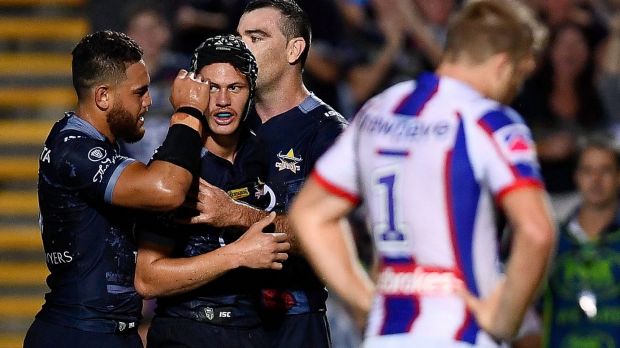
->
xmin=55 ymin=137 xmax=135 ymax=204
xmin=473 ymin=108 xmax=544 ymax=203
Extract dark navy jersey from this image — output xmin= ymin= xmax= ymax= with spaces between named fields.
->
xmin=37 ymin=112 xmax=141 ymax=329
xmin=251 ymin=94 xmax=347 ymax=313
xmin=138 ymin=129 xmax=271 ymax=326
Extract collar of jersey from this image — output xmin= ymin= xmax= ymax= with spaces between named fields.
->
xmin=62 ymin=112 xmax=107 ymax=142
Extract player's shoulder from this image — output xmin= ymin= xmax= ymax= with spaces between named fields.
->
xmin=460 ymin=97 xmax=526 ymax=129
xmin=302 ymin=94 xmax=348 ymax=128
xmin=49 ymin=113 xmax=115 ymax=161
xmin=354 ymin=80 xmax=418 ymax=122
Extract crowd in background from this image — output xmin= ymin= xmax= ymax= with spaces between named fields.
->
xmin=90 ymin=0 xmax=620 ymax=211
xmin=86 ymin=0 xmax=620 ymax=346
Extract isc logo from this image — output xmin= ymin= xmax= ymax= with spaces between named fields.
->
xmin=219 ymin=312 xmax=231 ymax=318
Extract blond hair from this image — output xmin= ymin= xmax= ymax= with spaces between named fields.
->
xmin=443 ymin=0 xmax=547 ymax=64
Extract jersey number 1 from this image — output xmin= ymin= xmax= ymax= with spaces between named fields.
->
xmin=375 ymin=172 xmax=405 ymax=242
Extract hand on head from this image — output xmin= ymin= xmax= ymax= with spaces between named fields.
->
xmin=170 ymin=69 xmax=211 ymax=114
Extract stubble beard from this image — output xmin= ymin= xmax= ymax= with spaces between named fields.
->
xmin=107 ymin=102 xmax=145 ymax=143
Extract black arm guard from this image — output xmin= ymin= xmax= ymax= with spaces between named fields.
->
xmin=151 ymin=124 xmax=202 ymax=175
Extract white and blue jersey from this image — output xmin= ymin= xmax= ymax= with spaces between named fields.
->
xmin=313 ymin=73 xmax=543 ymax=347
xmin=36 ymin=112 xmax=140 ymax=332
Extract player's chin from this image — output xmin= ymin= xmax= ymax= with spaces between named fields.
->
xmin=122 ymin=127 xmax=146 ymax=144
xmin=210 ymin=124 xmax=238 ymax=136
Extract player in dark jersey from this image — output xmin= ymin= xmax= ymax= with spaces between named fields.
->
xmin=133 ymin=35 xmax=291 ymax=348
xmin=23 ymin=31 xmax=211 ymax=348
xmin=187 ymin=1 xmax=348 ymax=347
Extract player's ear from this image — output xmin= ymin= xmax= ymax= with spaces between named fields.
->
xmin=494 ymin=52 xmax=513 ymax=80
xmin=94 ymin=84 xmax=111 ymax=111
xmin=286 ymin=37 xmax=306 ymax=65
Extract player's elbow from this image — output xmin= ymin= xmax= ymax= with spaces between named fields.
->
xmin=148 ymin=187 xmax=186 ymax=212
xmin=134 ymin=273 xmax=158 ymax=300
xmin=519 ymin=220 xmax=556 ymax=255
xmin=134 ymin=262 xmax=162 ymax=299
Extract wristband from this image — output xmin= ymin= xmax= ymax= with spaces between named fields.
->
xmin=176 ymin=106 xmax=206 ymax=124
xmin=152 ymin=124 xmax=202 ymax=175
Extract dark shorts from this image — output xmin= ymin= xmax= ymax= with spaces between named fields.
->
xmin=24 ymin=318 xmax=143 ymax=348
xmin=264 ymin=312 xmax=331 ymax=348
xmin=147 ymin=316 xmax=268 ymax=348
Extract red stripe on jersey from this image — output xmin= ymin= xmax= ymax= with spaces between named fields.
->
xmin=496 ymin=178 xmax=545 ymax=205
xmin=311 ymin=170 xmax=360 ymax=205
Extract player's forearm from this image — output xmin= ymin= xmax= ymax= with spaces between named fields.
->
xmin=146 ymin=110 xmax=204 ymax=197
xmin=114 ymin=120 xmax=204 ymax=211
xmin=296 ymin=216 xmax=374 ymax=316
xmin=135 ymin=246 xmax=240 ymax=299
xmin=493 ymin=222 xmax=554 ymax=339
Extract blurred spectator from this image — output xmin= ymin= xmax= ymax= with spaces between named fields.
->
xmin=297 ymin=0 xmax=353 ymax=112
xmin=514 ymin=22 xmax=608 ymax=213
xmin=120 ymin=2 xmax=190 ymax=163
xmin=338 ymin=0 xmax=455 ymax=116
xmin=171 ymin=0 xmax=245 ymax=54
xmin=599 ymin=10 xmax=620 ymax=127
xmin=541 ymin=136 xmax=620 ymax=347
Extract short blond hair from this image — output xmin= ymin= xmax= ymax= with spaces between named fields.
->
xmin=443 ymin=0 xmax=547 ymax=64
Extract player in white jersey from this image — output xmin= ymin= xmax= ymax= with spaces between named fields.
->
xmin=289 ymin=1 xmax=556 ymax=347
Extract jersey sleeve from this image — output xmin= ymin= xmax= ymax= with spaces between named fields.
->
xmin=312 ymin=115 xmax=361 ymax=205
xmin=55 ymin=136 xmax=135 ymax=204
xmin=473 ymin=108 xmax=544 ymax=203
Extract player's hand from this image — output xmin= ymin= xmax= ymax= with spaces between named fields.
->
xmin=169 ymin=69 xmax=210 ymax=114
xmin=231 ymin=212 xmax=290 ymax=270
xmin=178 ymin=178 xmax=236 ymax=226
xmin=458 ymin=278 xmax=511 ymax=341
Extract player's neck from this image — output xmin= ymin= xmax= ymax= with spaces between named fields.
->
xmin=436 ymin=61 xmax=497 ymax=101
xmin=75 ymin=104 xmax=115 ymax=143
xmin=578 ymin=200 xmax=618 ymax=239
xmin=205 ymin=131 xmax=241 ymax=163
xmin=254 ymin=73 xmax=310 ymax=123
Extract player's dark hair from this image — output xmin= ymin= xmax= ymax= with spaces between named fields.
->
xmin=244 ymin=0 xmax=311 ymax=67
xmin=72 ymin=30 xmax=143 ymax=101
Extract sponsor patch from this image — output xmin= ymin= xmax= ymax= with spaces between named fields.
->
xmin=377 ymin=262 xmax=464 ymax=296
xmin=228 ymin=187 xmax=250 ymax=200
xmin=88 ymin=147 xmax=107 ymax=162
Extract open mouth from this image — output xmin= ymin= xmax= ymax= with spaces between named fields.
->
xmin=213 ymin=112 xmax=235 ymax=126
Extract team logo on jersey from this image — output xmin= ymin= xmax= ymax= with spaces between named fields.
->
xmin=275 ymin=149 xmax=302 ymax=173
xmin=505 ymin=133 xmax=531 ymax=152
xmin=494 ymin=124 xmax=535 ymax=163
xmin=88 ymin=147 xmax=107 ymax=162
xmin=228 ymin=187 xmax=250 ymax=200
xmin=204 ymin=307 xmax=214 ymax=320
